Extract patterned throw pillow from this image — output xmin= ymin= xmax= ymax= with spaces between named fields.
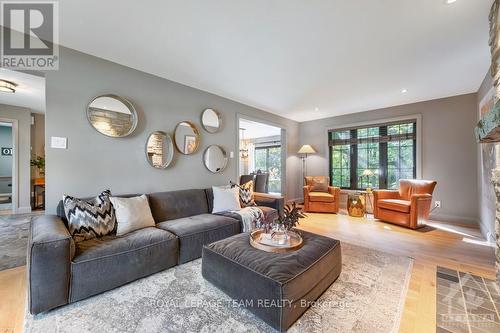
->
xmin=63 ymin=190 xmax=117 ymax=242
xmin=230 ymin=180 xmax=256 ymax=207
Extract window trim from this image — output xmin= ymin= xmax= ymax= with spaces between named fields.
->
xmin=325 ymin=114 xmax=422 ymax=189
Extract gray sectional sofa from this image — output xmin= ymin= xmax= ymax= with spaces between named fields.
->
xmin=28 ymin=188 xmax=284 ymax=315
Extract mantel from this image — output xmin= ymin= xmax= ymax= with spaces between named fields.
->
xmin=475 ymin=100 xmax=500 ymax=143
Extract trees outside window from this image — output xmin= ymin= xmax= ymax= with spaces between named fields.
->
xmin=329 ymin=121 xmax=416 ymax=190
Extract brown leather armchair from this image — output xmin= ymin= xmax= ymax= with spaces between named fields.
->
xmin=303 ymin=176 xmax=340 ymax=213
xmin=373 ymin=179 xmax=437 ymax=229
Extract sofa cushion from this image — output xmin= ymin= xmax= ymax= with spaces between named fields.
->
xmin=378 ymin=199 xmax=411 ymax=213
xmin=306 ymin=176 xmax=330 ymax=192
xmin=308 ymin=192 xmax=335 ymax=203
xmin=148 ymin=189 xmax=209 ymax=222
xmin=157 ymin=214 xmax=240 ymax=264
xmin=70 ymin=227 xmax=178 ymax=302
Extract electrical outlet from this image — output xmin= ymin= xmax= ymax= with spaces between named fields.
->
xmin=434 ymin=201 xmax=441 ymax=208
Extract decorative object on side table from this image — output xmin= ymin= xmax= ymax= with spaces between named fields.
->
xmin=250 ymin=203 xmax=306 ymax=253
xmin=347 ymin=193 xmax=365 ymax=217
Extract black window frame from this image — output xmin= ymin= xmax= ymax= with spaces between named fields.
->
xmin=328 ymin=120 xmax=417 ymax=190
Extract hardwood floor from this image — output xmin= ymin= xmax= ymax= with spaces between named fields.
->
xmin=0 ymin=213 xmax=495 ymax=333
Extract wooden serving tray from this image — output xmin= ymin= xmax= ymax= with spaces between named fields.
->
xmin=249 ymin=229 xmax=304 ymax=253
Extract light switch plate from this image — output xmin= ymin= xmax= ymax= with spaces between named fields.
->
xmin=51 ymin=136 xmax=67 ymax=149
xmin=230 ymin=151 xmax=234 ymax=158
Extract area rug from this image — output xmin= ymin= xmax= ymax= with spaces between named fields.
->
xmin=25 ymin=243 xmax=413 ymax=333
xmin=0 ymin=212 xmax=43 ymax=271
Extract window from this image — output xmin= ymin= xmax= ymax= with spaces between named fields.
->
xmin=329 ymin=120 xmax=416 ymax=190
xmin=254 ymin=145 xmax=282 ymax=193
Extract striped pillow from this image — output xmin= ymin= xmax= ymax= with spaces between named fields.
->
xmin=231 ymin=180 xmax=256 ymax=207
xmin=63 ymin=190 xmax=117 ymax=242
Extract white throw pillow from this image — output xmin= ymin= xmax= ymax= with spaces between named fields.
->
xmin=212 ymin=186 xmax=241 ymax=213
xmin=110 ymin=195 xmax=155 ymax=236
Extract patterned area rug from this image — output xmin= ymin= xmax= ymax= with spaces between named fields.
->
xmin=25 ymin=243 xmax=413 ymax=333
xmin=0 ymin=212 xmax=43 ymax=271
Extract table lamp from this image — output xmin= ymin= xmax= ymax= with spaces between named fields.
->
xmin=362 ymin=169 xmax=374 ymax=192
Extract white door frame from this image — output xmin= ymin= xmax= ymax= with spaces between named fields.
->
xmin=0 ymin=118 xmax=18 ymax=213
xmin=236 ymin=114 xmax=287 ymax=195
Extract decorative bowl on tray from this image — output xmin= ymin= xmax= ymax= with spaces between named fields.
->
xmin=249 ymin=229 xmax=303 ymax=253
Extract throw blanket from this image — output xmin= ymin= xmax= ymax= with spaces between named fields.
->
xmin=234 ymin=206 xmax=265 ymax=232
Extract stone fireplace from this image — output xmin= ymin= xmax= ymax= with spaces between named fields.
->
xmin=492 ymin=169 xmax=500 ymax=281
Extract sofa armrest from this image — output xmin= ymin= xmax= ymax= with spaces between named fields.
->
xmin=327 ymin=186 xmax=340 ymax=198
xmin=409 ymin=193 xmax=433 ymax=228
xmin=254 ymin=192 xmax=285 ymax=215
xmin=372 ymin=190 xmax=400 ymax=218
xmin=28 ymin=215 xmax=74 ymax=314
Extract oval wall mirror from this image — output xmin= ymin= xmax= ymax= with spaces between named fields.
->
xmin=174 ymin=121 xmax=200 ymax=155
xmin=203 ymin=145 xmax=228 ymax=173
xmin=145 ymin=131 xmax=174 ymax=169
xmin=201 ymin=108 xmax=222 ymax=133
xmin=87 ymin=94 xmax=138 ymax=137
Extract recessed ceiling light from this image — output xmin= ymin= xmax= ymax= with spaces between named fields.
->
xmin=314 ymin=107 xmax=319 ymax=112
xmin=445 ymin=0 xmax=457 ymax=4
xmin=401 ymin=89 xmax=408 ymax=93
xmin=0 ymin=79 xmax=17 ymax=93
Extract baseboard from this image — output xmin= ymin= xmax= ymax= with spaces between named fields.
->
xmin=429 ymin=213 xmax=479 ymax=227
xmin=16 ymin=206 xmax=32 ymax=214
xmin=478 ymin=221 xmax=496 ymax=244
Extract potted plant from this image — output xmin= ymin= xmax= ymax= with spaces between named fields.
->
xmin=30 ymin=155 xmax=45 ymax=177
xmin=272 ymin=203 xmax=306 ymax=244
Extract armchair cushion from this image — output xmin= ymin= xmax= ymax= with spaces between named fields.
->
xmin=305 ymin=176 xmax=329 ymax=192
xmin=308 ymin=192 xmax=335 ymax=203
xmin=378 ymin=199 xmax=411 ymax=213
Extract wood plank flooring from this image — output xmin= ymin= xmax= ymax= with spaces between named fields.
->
xmin=0 ymin=213 xmax=495 ymax=333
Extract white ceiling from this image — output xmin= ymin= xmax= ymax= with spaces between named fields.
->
xmin=0 ymin=69 xmax=45 ymax=113
xmin=57 ymin=0 xmax=491 ymax=122
xmin=240 ymin=119 xmax=281 ymax=139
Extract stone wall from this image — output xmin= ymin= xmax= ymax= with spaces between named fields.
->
xmin=492 ymin=168 xmax=500 ymax=282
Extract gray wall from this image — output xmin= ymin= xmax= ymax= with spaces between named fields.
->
xmin=45 ymin=47 xmax=301 ymax=213
xmin=0 ymin=104 xmax=32 ymax=212
xmin=300 ymin=94 xmax=479 ymax=225
xmin=476 ymin=72 xmax=497 ymax=241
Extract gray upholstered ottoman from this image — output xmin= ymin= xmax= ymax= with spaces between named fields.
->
xmin=201 ymin=230 xmax=342 ymax=332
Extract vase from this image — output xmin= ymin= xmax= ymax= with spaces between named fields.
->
xmin=272 ymin=224 xmax=290 ymax=245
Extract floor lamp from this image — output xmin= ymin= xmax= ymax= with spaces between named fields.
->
xmin=298 ymin=144 xmax=317 ymax=185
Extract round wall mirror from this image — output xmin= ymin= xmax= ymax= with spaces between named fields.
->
xmin=174 ymin=121 xmax=200 ymax=155
xmin=201 ymin=108 xmax=222 ymax=133
xmin=145 ymin=131 xmax=174 ymax=169
xmin=87 ymin=95 xmax=138 ymax=137
xmin=203 ymin=145 xmax=228 ymax=173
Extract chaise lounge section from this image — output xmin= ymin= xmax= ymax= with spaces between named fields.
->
xmin=28 ymin=188 xmax=284 ymax=314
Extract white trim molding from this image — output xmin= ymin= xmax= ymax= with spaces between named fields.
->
xmin=0 ymin=118 xmax=19 ymax=213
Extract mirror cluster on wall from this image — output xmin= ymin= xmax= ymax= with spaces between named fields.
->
xmin=146 ymin=131 xmax=174 ymax=169
xmin=87 ymin=97 xmax=229 ymax=173
xmin=174 ymin=121 xmax=200 ymax=155
xmin=87 ymin=95 xmax=138 ymax=138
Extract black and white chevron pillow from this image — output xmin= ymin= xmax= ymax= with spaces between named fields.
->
xmin=63 ymin=190 xmax=117 ymax=242
xmin=230 ymin=180 xmax=255 ymax=207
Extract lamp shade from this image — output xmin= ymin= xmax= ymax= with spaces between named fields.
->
xmin=298 ymin=144 xmax=316 ymax=154
xmin=362 ymin=169 xmax=374 ymax=177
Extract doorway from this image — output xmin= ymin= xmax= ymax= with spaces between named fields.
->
xmin=238 ymin=117 xmax=285 ymax=195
